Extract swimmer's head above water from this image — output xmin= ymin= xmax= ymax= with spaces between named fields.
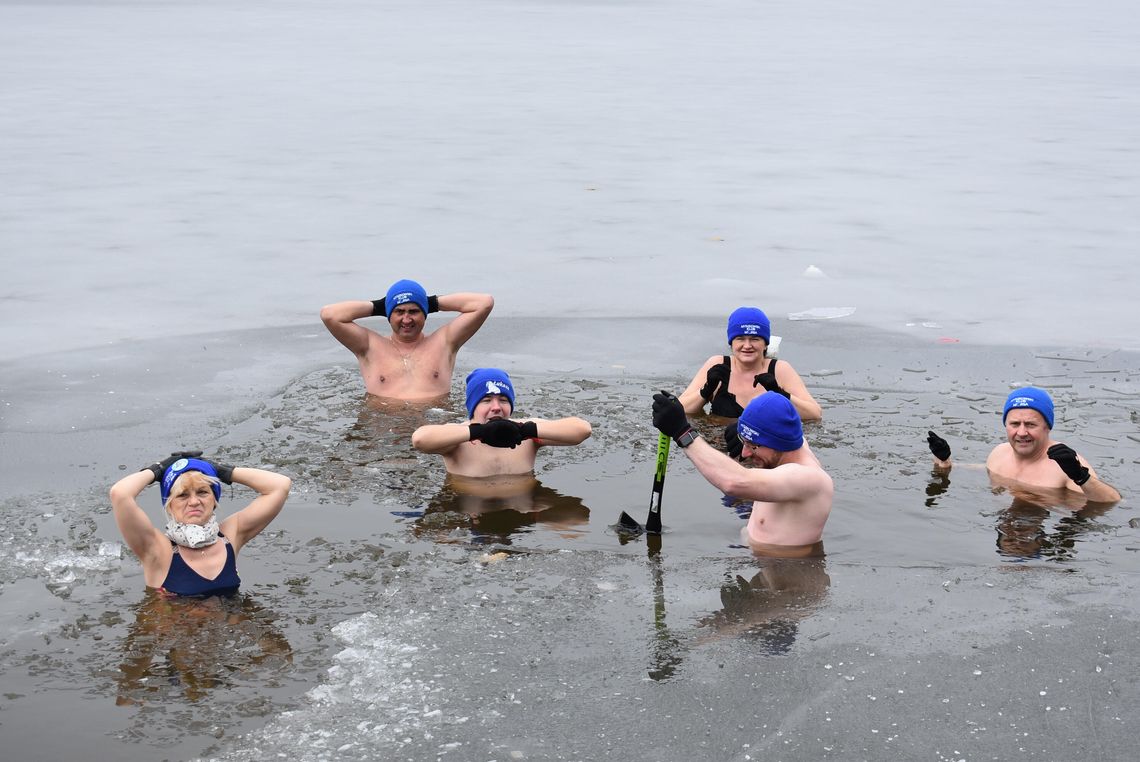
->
xmin=726 ymin=306 xmax=771 ymax=346
xmin=1002 ymin=386 xmax=1054 ymax=429
xmin=160 ymin=458 xmax=222 ymax=507
xmin=384 ymin=279 xmax=429 ymax=316
xmin=736 ymin=393 xmax=804 ymax=452
xmin=465 ymin=368 xmax=516 ymax=418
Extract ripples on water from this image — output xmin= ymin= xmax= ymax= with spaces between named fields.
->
xmin=2 ymin=336 xmax=1138 ymax=758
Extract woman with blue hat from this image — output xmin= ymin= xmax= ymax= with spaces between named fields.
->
xmin=678 ymin=307 xmax=822 ymax=423
xmin=110 ymin=453 xmax=292 ymax=596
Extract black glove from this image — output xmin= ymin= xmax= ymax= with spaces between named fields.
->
xmin=753 ymin=371 xmax=790 ymax=398
xmin=927 ymin=431 xmax=951 ymax=461
xmin=469 ymin=419 xmax=526 ymax=448
xmin=699 ymin=363 xmax=730 ymax=401
xmin=724 ymin=422 xmax=743 ymax=460
xmin=142 ymin=453 xmax=181 ymax=483
xmin=206 ymin=460 xmax=235 ymax=485
xmin=1047 ymin=443 xmax=1090 ymax=486
xmin=427 ymin=295 xmax=440 ymax=313
xmin=652 ymin=390 xmax=692 ymax=442
xmin=142 ymin=450 xmax=204 ymax=483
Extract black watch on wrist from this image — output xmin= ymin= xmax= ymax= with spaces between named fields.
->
xmin=676 ymin=429 xmax=699 ymax=448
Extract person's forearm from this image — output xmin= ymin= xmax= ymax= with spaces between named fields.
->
xmin=679 ymin=390 xmax=707 ymax=416
xmin=231 ymin=467 xmax=292 ymax=497
xmin=1080 ymin=475 xmax=1121 ymax=503
xmin=682 ymin=437 xmax=751 ymax=495
xmin=412 ymin=424 xmax=471 ymax=453
xmin=435 ymin=293 xmax=493 ymax=314
xmin=532 ymin=417 xmax=592 ymax=445
xmin=789 ymin=393 xmax=822 ymax=422
xmin=110 ymin=470 xmax=155 ymax=507
xmin=319 ymin=300 xmax=373 ymax=325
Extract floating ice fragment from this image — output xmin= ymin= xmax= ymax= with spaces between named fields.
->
xmin=802 ymin=265 xmax=826 ymax=278
xmin=787 ymin=307 xmax=856 ymax=321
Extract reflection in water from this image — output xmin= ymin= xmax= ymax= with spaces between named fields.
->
xmin=925 ymin=467 xmax=1117 ymax=562
xmin=414 ymin=474 xmax=591 ymax=545
xmin=115 ymin=590 xmax=292 ymax=706
xmin=925 ymin=470 xmax=952 ymax=508
xmin=993 ymin=487 xmax=1114 ymax=561
xmin=644 ymin=551 xmax=831 ymax=681
xmin=696 ymin=556 xmax=832 ymax=655
xmin=647 ymin=540 xmax=683 ymax=682
xmin=349 ymin=394 xmax=452 ymax=449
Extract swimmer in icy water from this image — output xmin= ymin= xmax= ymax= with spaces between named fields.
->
xmin=110 ymin=454 xmax=292 ymax=596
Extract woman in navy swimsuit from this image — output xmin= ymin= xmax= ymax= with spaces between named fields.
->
xmin=110 ymin=453 xmax=291 ymax=597
xmin=678 ymin=306 xmax=823 ymax=422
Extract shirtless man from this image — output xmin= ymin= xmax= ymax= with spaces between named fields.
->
xmin=927 ymin=386 xmax=1121 ymax=503
xmin=652 ymin=390 xmax=833 ymax=552
xmin=320 ymin=279 xmax=494 ymax=400
xmin=411 ymin=368 xmax=592 ymax=477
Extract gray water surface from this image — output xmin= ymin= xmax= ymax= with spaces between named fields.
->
xmin=3 ymin=1 xmax=1140 ymax=760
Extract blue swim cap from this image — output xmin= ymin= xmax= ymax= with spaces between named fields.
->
xmin=736 ymin=393 xmax=803 ymax=451
xmin=385 ymin=279 xmax=429 ymax=316
xmin=1003 ymin=386 xmax=1054 ymax=429
xmin=465 ymin=368 xmax=516 ymax=417
xmin=727 ymin=307 xmax=771 ymax=345
xmin=160 ymin=458 xmax=222 ymax=505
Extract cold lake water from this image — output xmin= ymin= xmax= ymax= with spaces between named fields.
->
xmin=2 ymin=0 xmax=1139 ymax=759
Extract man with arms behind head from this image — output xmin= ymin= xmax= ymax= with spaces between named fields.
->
xmin=928 ymin=386 xmax=1120 ymax=502
xmin=412 ymin=368 xmax=592 ymax=477
xmin=320 ymin=279 xmax=494 ymax=400
xmin=652 ymin=391 xmax=833 ymax=553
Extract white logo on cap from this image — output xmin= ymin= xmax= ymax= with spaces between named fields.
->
xmin=741 ymin=323 xmax=761 ymax=334
xmin=737 ymin=421 xmax=761 ymax=443
xmin=393 ymin=292 xmax=412 ymax=304
xmin=485 ymin=381 xmax=508 ymax=396
xmin=1010 ymin=396 xmax=1033 ymax=407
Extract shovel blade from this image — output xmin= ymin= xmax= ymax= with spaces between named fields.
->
xmin=618 ymin=511 xmax=644 ymax=533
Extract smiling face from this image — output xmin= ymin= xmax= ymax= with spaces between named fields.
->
xmin=388 ymin=304 xmax=426 ymax=341
xmin=472 ymin=394 xmax=513 ymax=424
xmin=730 ymin=334 xmax=768 ymax=364
xmin=1004 ymin=408 xmax=1049 ymax=458
xmin=164 ymin=472 xmax=218 ymax=525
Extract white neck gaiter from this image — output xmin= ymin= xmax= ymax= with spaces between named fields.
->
xmin=164 ymin=514 xmax=221 ymax=549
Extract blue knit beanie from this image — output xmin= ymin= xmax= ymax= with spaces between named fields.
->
xmin=161 ymin=458 xmax=222 ymax=505
xmin=385 ymin=279 xmax=429 ymax=316
xmin=727 ymin=307 xmax=771 ymax=345
xmin=465 ymin=368 xmax=516 ymax=417
xmin=1002 ymin=386 xmax=1054 ymax=429
xmin=736 ymin=394 xmax=803 ymax=451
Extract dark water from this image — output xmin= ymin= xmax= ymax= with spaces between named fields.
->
xmin=3 ymin=0 xmax=1140 ymax=757
xmin=2 ymin=316 xmax=1138 ymax=760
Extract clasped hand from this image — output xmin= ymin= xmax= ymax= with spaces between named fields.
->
xmin=652 ymin=390 xmax=691 ymax=441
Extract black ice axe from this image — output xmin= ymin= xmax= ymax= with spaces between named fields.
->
xmin=618 ymin=433 xmax=671 ymax=535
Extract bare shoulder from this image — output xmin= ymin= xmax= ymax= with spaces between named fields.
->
xmin=777 ymin=461 xmax=833 ymax=489
xmin=985 ymin=443 xmax=1012 ymax=468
